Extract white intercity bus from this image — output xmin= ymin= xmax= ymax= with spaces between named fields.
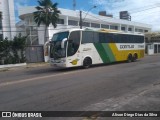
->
xmin=47 ymin=28 xmax=145 ymax=68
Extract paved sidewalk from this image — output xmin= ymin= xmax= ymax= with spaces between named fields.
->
xmin=0 ymin=62 xmax=49 ymax=72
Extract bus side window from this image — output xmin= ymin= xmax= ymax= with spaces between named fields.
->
xmin=82 ymin=31 xmax=94 ymax=43
xmin=106 ymin=33 xmax=116 ymax=43
xmin=99 ymin=33 xmax=106 ymax=43
xmin=93 ymin=32 xmax=99 ymax=43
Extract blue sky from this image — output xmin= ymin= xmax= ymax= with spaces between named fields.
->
xmin=14 ymin=0 xmax=99 ymax=21
xmin=14 ymin=0 xmax=160 ymax=31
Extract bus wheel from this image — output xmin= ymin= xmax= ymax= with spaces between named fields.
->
xmin=127 ymin=54 xmax=132 ymax=63
xmin=132 ymin=53 xmax=138 ymax=62
xmin=83 ymin=57 xmax=92 ymax=69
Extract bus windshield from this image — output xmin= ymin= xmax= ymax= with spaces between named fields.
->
xmin=50 ymin=32 xmax=69 ymax=59
xmin=52 ymin=32 xmax=69 ymax=41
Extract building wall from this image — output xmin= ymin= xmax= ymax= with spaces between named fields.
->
xmin=0 ymin=0 xmax=16 ymax=40
xmin=18 ymin=7 xmax=152 ymax=45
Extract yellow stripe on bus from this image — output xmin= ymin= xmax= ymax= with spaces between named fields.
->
xmin=109 ymin=43 xmax=145 ymax=61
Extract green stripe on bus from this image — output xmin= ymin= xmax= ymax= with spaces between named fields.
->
xmin=101 ymin=43 xmax=115 ymax=62
xmin=94 ymin=43 xmax=110 ymax=63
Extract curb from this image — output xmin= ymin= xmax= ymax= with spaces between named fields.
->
xmin=0 ymin=62 xmax=49 ymax=72
xmin=26 ymin=63 xmax=49 ymax=68
xmin=0 ymin=63 xmax=27 ymax=69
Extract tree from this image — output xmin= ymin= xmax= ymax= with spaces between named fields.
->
xmin=34 ymin=0 xmax=61 ymax=43
xmin=0 ymin=35 xmax=26 ymax=65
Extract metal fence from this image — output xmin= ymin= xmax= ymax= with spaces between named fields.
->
xmin=25 ymin=45 xmax=44 ymax=63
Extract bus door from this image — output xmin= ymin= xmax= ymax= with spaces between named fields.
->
xmin=67 ymin=31 xmax=81 ymax=67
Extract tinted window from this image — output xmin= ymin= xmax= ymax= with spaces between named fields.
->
xmin=93 ymin=32 xmax=99 ymax=43
xmin=82 ymin=31 xmax=144 ymax=44
xmin=106 ymin=33 xmax=114 ymax=43
xmin=82 ymin=31 xmax=94 ymax=43
xmin=52 ymin=32 xmax=69 ymax=41
xmin=115 ymin=34 xmax=144 ymax=43
xmin=82 ymin=31 xmax=100 ymax=43
xmin=99 ymin=33 xmax=106 ymax=43
xmin=67 ymin=31 xmax=80 ymax=56
xmin=98 ymin=33 xmax=114 ymax=43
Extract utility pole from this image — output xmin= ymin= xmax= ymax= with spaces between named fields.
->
xmin=73 ymin=0 xmax=76 ymax=11
xmin=79 ymin=6 xmax=97 ymax=29
xmin=79 ymin=11 xmax=82 ymax=29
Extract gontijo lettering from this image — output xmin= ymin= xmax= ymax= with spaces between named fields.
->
xmin=120 ymin=45 xmax=134 ymax=49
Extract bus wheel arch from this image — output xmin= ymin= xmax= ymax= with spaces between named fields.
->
xmin=127 ymin=53 xmax=132 ymax=63
xmin=83 ymin=57 xmax=92 ymax=69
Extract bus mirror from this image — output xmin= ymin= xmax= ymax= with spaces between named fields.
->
xmin=61 ymin=38 xmax=68 ymax=48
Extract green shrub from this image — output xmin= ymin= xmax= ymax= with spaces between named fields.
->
xmin=0 ymin=35 xmax=27 ymax=65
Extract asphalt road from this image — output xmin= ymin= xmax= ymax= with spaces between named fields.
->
xmin=0 ymin=55 xmax=160 ymax=120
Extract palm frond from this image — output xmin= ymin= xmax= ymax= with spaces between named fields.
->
xmin=35 ymin=6 xmax=44 ymax=10
xmin=34 ymin=0 xmax=61 ymax=28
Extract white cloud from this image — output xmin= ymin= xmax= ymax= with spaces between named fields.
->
xmin=90 ymin=0 xmax=160 ymax=31
xmin=14 ymin=0 xmax=31 ymax=21
xmin=14 ymin=0 xmax=30 ymax=10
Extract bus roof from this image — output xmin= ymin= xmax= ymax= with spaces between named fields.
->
xmin=54 ymin=28 xmax=144 ymax=36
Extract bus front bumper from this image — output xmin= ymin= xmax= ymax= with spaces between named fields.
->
xmin=50 ymin=59 xmax=67 ymax=68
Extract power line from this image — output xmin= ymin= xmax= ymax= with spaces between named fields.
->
xmin=132 ymin=10 xmax=160 ymax=17
xmin=112 ymin=5 xmax=160 ymax=18
xmin=130 ymin=5 xmax=160 ymax=14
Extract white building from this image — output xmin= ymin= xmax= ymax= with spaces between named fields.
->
xmin=0 ymin=0 xmax=16 ymax=40
xmin=18 ymin=6 xmax=152 ymax=45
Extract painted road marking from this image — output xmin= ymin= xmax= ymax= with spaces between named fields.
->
xmin=0 ymin=63 xmax=115 ymax=88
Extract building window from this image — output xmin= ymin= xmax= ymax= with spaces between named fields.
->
xmin=57 ymin=19 xmax=64 ymax=24
xmin=110 ymin=25 xmax=118 ymax=30
xmin=91 ymin=23 xmax=100 ymax=28
xmin=135 ymin=28 xmax=143 ymax=32
xmin=121 ymin=27 xmax=126 ymax=31
xmin=101 ymin=24 xmax=109 ymax=29
xmin=68 ymin=20 xmax=78 ymax=26
xmin=144 ymin=30 xmax=148 ymax=33
xmin=128 ymin=28 xmax=132 ymax=31
xmin=82 ymin=22 xmax=90 ymax=27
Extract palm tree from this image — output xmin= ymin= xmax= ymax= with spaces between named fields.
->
xmin=34 ymin=0 xmax=61 ymax=43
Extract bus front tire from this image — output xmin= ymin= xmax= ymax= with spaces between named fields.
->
xmin=83 ymin=57 xmax=92 ymax=69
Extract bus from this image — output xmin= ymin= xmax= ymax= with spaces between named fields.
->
xmin=48 ymin=28 xmax=145 ymax=68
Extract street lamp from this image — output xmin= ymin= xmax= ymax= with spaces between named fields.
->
xmin=79 ymin=6 xmax=97 ymax=29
